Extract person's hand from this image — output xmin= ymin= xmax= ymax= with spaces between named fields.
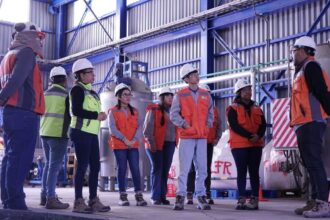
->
xmin=249 ymin=134 xmax=259 ymax=143
xmin=97 ymin=112 xmax=107 ymax=121
xmin=123 ymin=138 xmax=131 ymax=146
xmin=123 ymin=138 xmax=136 ymax=148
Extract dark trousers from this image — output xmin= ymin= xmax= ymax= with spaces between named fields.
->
xmin=1 ymin=107 xmax=39 ymax=209
xmin=113 ymin=148 xmax=141 ymax=193
xmin=70 ymin=128 xmax=100 ymax=200
xmin=187 ymin=143 xmax=214 ymax=195
xmin=146 ymin=141 xmax=176 ymax=201
xmin=231 ymin=147 xmax=262 ymax=197
xmin=295 ymin=121 xmax=328 ymax=202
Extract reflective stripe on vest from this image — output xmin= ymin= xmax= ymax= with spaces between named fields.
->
xmin=226 ymin=103 xmax=264 ymax=148
xmin=290 ymin=59 xmax=330 ymax=126
xmin=40 ymin=84 xmax=68 ymax=137
xmin=177 ymin=87 xmax=209 ymax=139
xmin=207 ymin=107 xmax=219 ymax=144
xmin=69 ymin=82 xmax=101 ymax=135
xmin=144 ymin=104 xmax=168 ymax=150
xmin=108 ymin=106 xmax=139 ymax=149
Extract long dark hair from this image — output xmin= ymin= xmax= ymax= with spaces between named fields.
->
xmin=158 ymin=95 xmax=166 ymax=126
xmin=116 ymin=88 xmax=135 ymax=115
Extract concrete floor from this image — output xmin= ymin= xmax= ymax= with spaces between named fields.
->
xmin=0 ymin=186 xmax=308 ymax=220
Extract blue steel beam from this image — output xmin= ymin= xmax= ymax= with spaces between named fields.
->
xmin=115 ymin=0 xmax=127 ymax=63
xmin=210 ymin=0 xmax=316 ymax=29
xmin=200 ymin=0 xmax=214 ymax=78
xmin=306 ymin=0 xmax=330 ymax=36
xmin=55 ymin=5 xmax=67 ymax=58
xmin=62 ymin=0 xmax=315 ymax=67
xmin=124 ymin=24 xmax=201 ymax=53
xmin=52 ymin=0 xmax=76 ymax=7
xmin=97 ymin=62 xmax=115 ymax=94
xmin=66 ymin=0 xmax=92 ymax=55
xmin=212 ymin=30 xmax=245 ymax=67
xmin=214 ymin=25 xmax=330 ymax=57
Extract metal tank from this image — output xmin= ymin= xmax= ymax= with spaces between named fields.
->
xmin=316 ymin=43 xmax=330 ymax=181
xmin=99 ymin=77 xmax=153 ymax=191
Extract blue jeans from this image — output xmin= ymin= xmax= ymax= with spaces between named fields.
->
xmin=296 ymin=121 xmax=328 ymax=202
xmin=146 ymin=141 xmax=176 ymax=201
xmin=70 ymin=128 xmax=100 ymax=200
xmin=1 ymin=106 xmax=39 ymax=209
xmin=113 ymin=149 xmax=141 ymax=193
xmin=187 ymin=143 xmax=214 ymax=195
xmin=41 ymin=137 xmax=68 ymax=198
xmin=177 ymin=139 xmax=207 ymax=197
xmin=231 ymin=147 xmax=262 ymax=197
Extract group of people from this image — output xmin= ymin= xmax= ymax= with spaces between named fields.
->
xmin=0 ymin=21 xmax=329 ymax=218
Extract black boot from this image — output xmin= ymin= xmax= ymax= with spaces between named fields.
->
xmin=173 ymin=195 xmax=185 ymax=210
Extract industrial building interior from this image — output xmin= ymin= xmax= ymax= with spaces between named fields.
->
xmin=0 ymin=0 xmax=329 ymax=219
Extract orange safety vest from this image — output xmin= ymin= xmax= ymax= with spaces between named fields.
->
xmin=0 ymin=49 xmax=45 ymax=115
xmin=144 ymin=104 xmax=169 ymax=150
xmin=108 ymin=106 xmax=139 ymax=150
xmin=207 ymin=107 xmax=220 ymax=144
xmin=177 ymin=87 xmax=210 ymax=139
xmin=290 ymin=58 xmax=330 ymax=126
xmin=226 ymin=103 xmax=264 ymax=149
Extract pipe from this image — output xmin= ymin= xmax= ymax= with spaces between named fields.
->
xmin=151 ymin=63 xmax=293 ymax=93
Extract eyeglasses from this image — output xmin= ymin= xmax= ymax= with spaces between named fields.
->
xmin=83 ymin=70 xmax=94 ymax=74
xmin=122 ymin=93 xmax=132 ymax=97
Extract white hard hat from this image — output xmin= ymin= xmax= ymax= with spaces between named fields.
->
xmin=180 ymin=64 xmax=198 ymax=79
xmin=294 ymin=36 xmax=316 ymax=50
xmin=234 ymin=79 xmax=251 ymax=93
xmin=199 ymin=84 xmax=211 ymax=92
xmin=158 ymin=87 xmax=174 ymax=96
xmin=72 ymin=58 xmax=93 ymax=73
xmin=49 ymin=66 xmax=66 ymax=79
xmin=114 ymin=83 xmax=131 ymax=96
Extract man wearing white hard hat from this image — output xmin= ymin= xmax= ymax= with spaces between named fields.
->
xmin=186 ymin=84 xmax=222 ymax=205
xmin=39 ymin=66 xmax=70 ymax=209
xmin=69 ymin=58 xmax=110 ymax=213
xmin=290 ymin=36 xmax=330 ymax=218
xmin=226 ymin=79 xmax=266 ymax=210
xmin=0 ymin=22 xmax=45 ymax=210
xmin=143 ymin=87 xmax=176 ymax=205
xmin=170 ymin=64 xmax=214 ymax=211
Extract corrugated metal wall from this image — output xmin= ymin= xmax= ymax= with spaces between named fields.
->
xmin=215 ymin=0 xmax=330 ymax=71
xmin=30 ymin=0 xmax=56 ymax=59
xmin=212 ymin=0 xmax=330 ymax=131
xmin=128 ymin=34 xmax=201 ymax=88
xmin=0 ymin=1 xmax=56 ymax=59
xmin=0 ymin=24 xmax=13 ymax=55
xmin=93 ymin=59 xmax=115 ymax=92
xmin=66 ymin=2 xmax=116 ymax=55
xmin=127 ymin=0 xmax=200 ymax=35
